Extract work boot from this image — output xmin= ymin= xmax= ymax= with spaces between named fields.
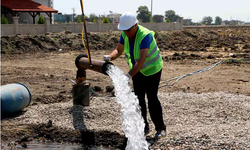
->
xmin=154 ymin=129 xmax=166 ymax=139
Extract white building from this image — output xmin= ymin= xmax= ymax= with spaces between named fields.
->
xmin=107 ymin=13 xmax=121 ymax=23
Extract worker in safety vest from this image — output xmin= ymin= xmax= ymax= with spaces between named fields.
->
xmin=103 ymin=12 xmax=166 ymax=138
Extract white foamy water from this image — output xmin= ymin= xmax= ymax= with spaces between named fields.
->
xmin=107 ymin=65 xmax=149 ymax=150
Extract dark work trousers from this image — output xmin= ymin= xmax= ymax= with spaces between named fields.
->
xmin=132 ymin=69 xmax=166 ymax=131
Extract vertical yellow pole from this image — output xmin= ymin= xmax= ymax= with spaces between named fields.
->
xmin=79 ymin=0 xmax=92 ymax=67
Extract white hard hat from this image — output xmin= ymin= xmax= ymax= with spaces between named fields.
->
xmin=118 ymin=12 xmax=138 ymax=30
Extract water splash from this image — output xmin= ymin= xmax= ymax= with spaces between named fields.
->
xmin=107 ymin=65 xmax=149 ymax=150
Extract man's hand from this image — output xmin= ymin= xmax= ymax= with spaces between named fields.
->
xmin=103 ymin=55 xmax=111 ymax=62
xmin=125 ymin=73 xmax=131 ymax=86
xmin=125 ymin=73 xmax=131 ymax=79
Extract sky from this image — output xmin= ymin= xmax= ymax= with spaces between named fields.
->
xmin=53 ymin=0 xmax=250 ymax=23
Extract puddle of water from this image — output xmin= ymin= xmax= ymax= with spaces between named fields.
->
xmin=107 ymin=65 xmax=149 ymax=150
xmin=4 ymin=141 xmax=118 ymax=150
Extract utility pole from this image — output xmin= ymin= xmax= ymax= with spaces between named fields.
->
xmin=72 ymin=8 xmax=75 ymax=22
xmin=151 ymin=0 xmax=153 ymax=18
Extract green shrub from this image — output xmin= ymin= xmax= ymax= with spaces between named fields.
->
xmin=77 ymin=16 xmax=82 ymax=23
xmin=150 ymin=17 xmax=154 ymax=23
xmin=166 ymin=18 xmax=171 ymax=23
xmin=102 ymin=17 xmax=110 ymax=23
xmin=1 ymin=15 xmax=8 ymax=24
xmin=37 ymin=15 xmax=45 ymax=24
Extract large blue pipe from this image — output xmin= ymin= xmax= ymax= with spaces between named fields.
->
xmin=1 ymin=83 xmax=32 ymax=114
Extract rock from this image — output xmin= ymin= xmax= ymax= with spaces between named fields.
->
xmin=46 ymin=120 xmax=52 ymax=128
xmin=190 ymin=53 xmax=201 ymax=57
xmin=21 ymin=143 xmax=27 ymax=148
xmin=242 ymin=44 xmax=250 ymax=49
xmin=207 ymin=54 xmax=215 ymax=59
xmin=20 ymin=137 xmax=29 ymax=142
xmin=111 ymin=91 xmax=115 ymax=97
xmin=106 ymin=85 xmax=114 ymax=92
xmin=173 ymin=52 xmax=180 ymax=56
xmin=93 ymin=86 xmax=102 ymax=92
xmin=64 ymin=30 xmax=72 ymax=34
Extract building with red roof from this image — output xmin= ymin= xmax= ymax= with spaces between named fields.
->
xmin=1 ymin=0 xmax=58 ymax=24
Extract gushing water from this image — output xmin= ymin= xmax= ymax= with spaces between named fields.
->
xmin=107 ymin=65 xmax=149 ymax=150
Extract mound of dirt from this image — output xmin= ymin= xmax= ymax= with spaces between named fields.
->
xmin=1 ymin=30 xmax=120 ymax=54
xmin=1 ymin=26 xmax=250 ymax=59
xmin=158 ymin=27 xmax=250 ymax=53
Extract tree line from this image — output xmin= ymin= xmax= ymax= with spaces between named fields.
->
xmin=201 ymin=16 xmax=222 ymax=25
xmin=73 ymin=5 xmax=223 ymax=25
xmin=0 ymin=6 xmax=223 ymax=25
xmin=135 ymin=6 xmax=223 ymax=25
xmin=75 ymin=14 xmax=110 ymax=23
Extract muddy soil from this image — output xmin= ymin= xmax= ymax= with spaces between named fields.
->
xmin=1 ymin=26 xmax=250 ymax=149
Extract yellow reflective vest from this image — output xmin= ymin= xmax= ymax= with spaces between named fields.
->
xmin=122 ymin=25 xmax=163 ymax=76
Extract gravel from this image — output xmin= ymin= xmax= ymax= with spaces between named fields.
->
xmin=3 ymin=92 xmax=250 ymax=149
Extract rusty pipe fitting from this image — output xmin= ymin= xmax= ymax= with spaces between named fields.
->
xmin=73 ymin=54 xmax=113 ymax=106
xmin=75 ymin=54 xmax=113 ymax=75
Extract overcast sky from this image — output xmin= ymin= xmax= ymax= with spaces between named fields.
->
xmin=54 ymin=0 xmax=250 ymax=22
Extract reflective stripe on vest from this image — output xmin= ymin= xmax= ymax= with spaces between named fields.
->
xmin=147 ymin=45 xmax=158 ymax=57
xmin=136 ymin=49 xmax=161 ymax=70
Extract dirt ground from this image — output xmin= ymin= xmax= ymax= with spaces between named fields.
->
xmin=1 ymin=26 xmax=250 ymax=149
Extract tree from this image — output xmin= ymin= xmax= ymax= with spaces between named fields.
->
xmin=65 ymin=15 xmax=70 ymax=23
xmin=174 ymin=15 xmax=180 ymax=22
xmin=166 ymin=18 xmax=171 ymax=23
xmin=89 ymin=13 xmax=98 ymax=22
xmin=37 ymin=15 xmax=45 ymax=24
xmin=150 ymin=17 xmax=154 ymax=23
xmin=215 ymin=16 xmax=222 ymax=25
xmin=201 ymin=16 xmax=213 ymax=25
xmin=136 ymin=6 xmax=151 ymax=23
xmin=84 ymin=15 xmax=89 ymax=22
xmin=75 ymin=14 xmax=89 ymax=22
xmin=77 ymin=16 xmax=82 ymax=23
xmin=102 ymin=17 xmax=110 ymax=23
xmin=165 ymin=10 xmax=179 ymax=22
xmin=153 ymin=15 xmax=164 ymax=23
xmin=1 ymin=15 xmax=8 ymax=24
xmin=75 ymin=15 xmax=82 ymax=22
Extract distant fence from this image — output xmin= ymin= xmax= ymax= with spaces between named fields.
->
xmin=1 ymin=17 xmax=184 ymax=36
xmin=184 ymin=25 xmax=250 ymax=28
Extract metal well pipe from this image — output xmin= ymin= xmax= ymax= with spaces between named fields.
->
xmin=73 ymin=54 xmax=114 ymax=106
xmin=75 ymin=54 xmax=113 ymax=75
